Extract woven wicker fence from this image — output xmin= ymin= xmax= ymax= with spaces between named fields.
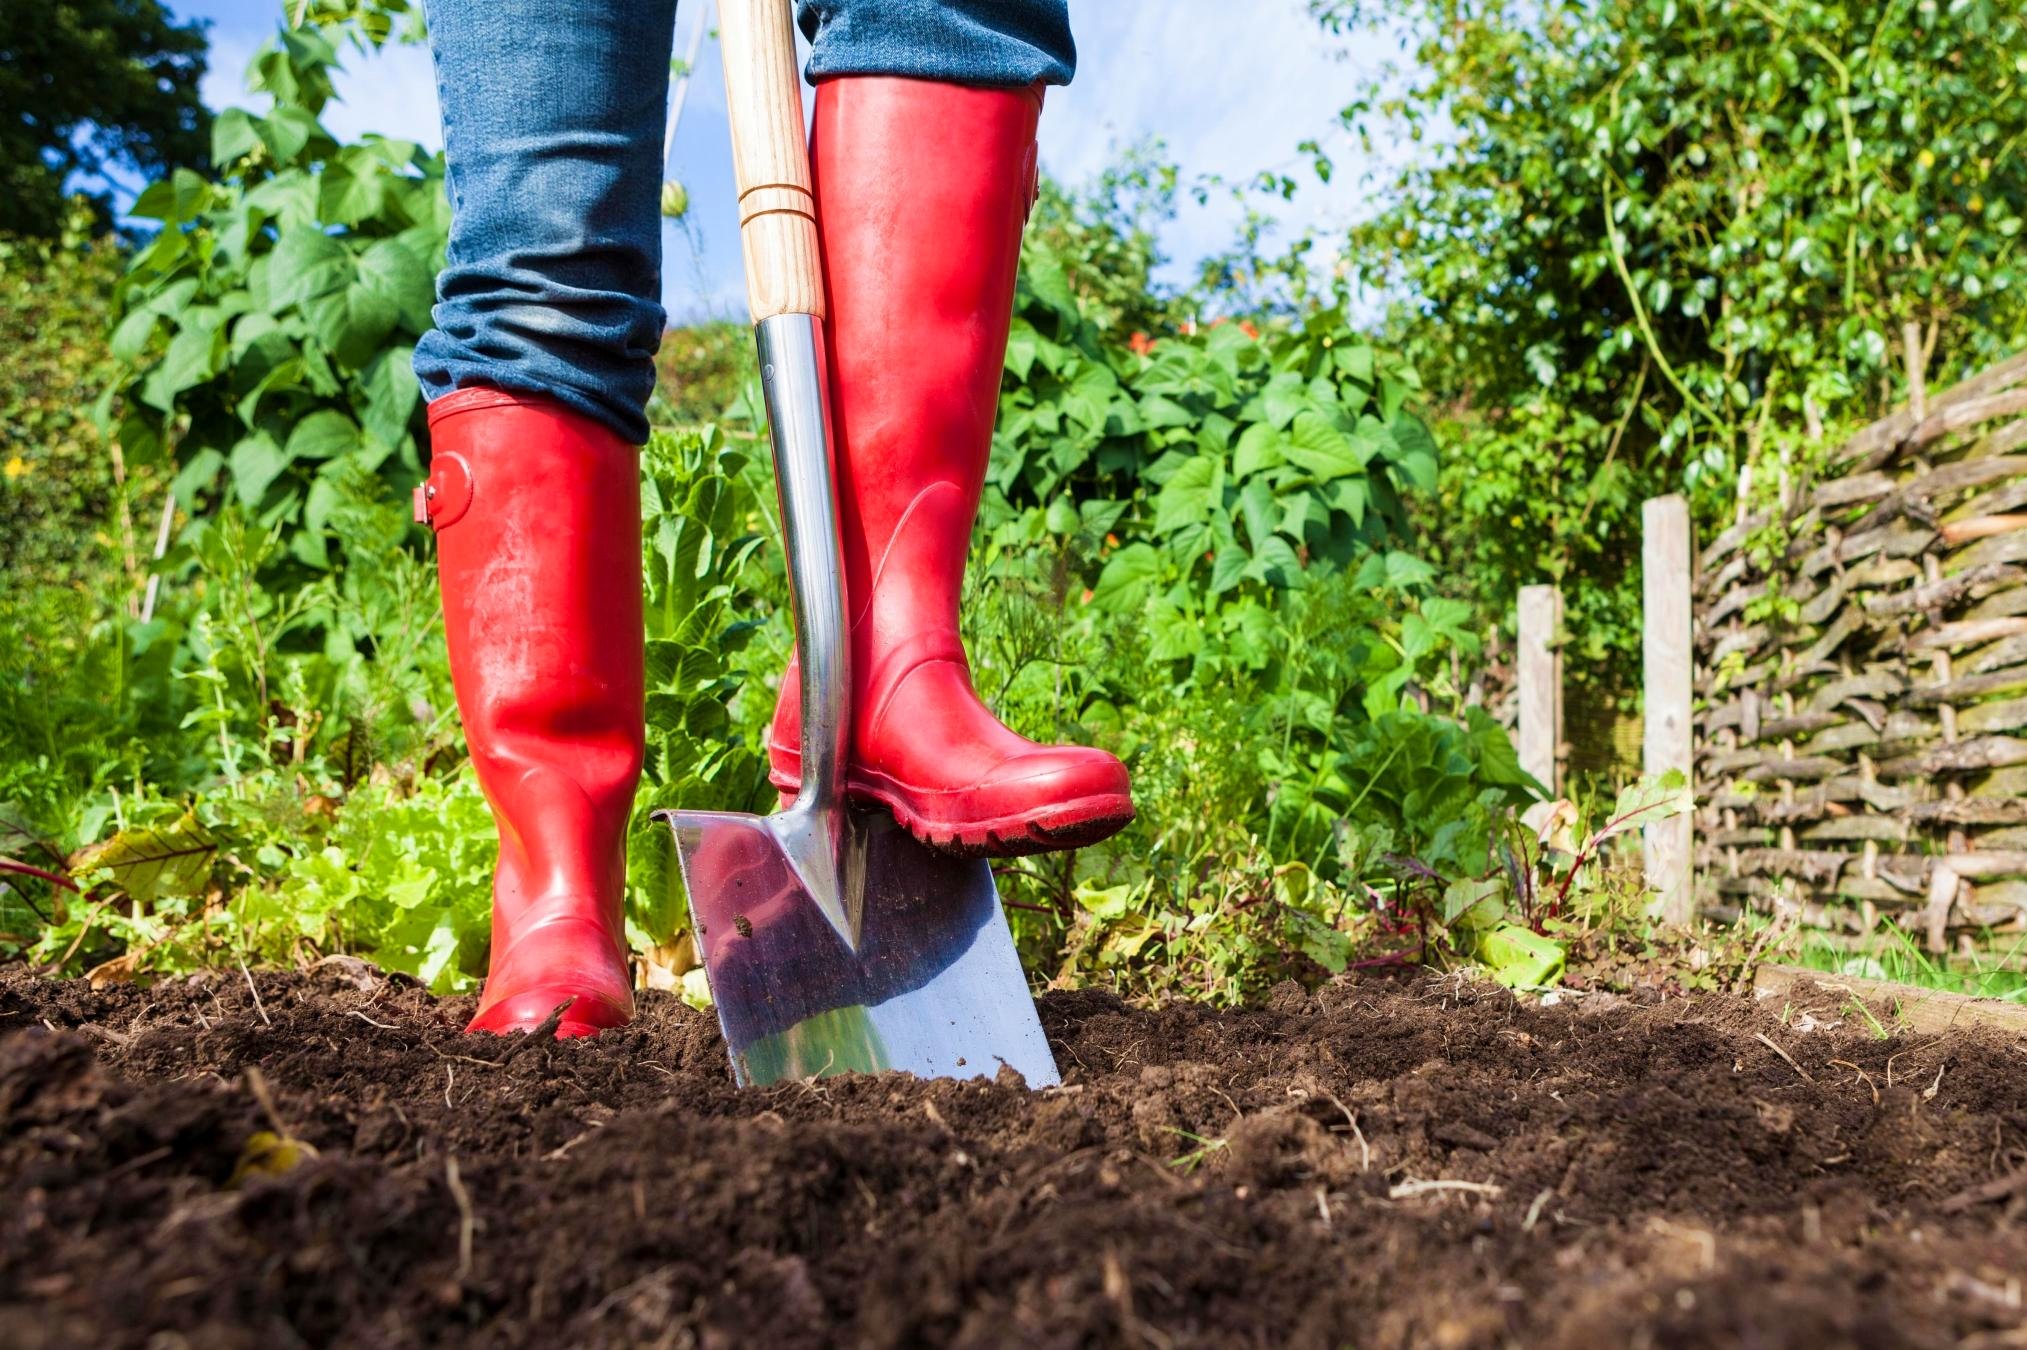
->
xmin=1695 ymin=349 xmax=2027 ymax=950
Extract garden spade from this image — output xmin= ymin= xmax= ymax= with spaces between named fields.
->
xmin=656 ymin=0 xmax=1059 ymax=1090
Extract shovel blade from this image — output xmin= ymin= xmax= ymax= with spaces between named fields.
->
xmin=664 ymin=805 xmax=1060 ymax=1088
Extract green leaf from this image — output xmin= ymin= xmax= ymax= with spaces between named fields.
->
xmin=1152 ymin=455 xmax=1222 ymax=534
xmin=356 ymin=237 xmax=436 ymax=330
xmin=1004 ymin=318 xmax=1040 ymax=381
xmin=109 ymin=308 xmax=160 ymax=364
xmin=1473 ymin=922 xmax=1565 ymax=989
xmin=1333 ymin=343 xmax=1376 ymax=383
xmin=1233 ymin=422 xmax=1284 ymax=477
xmin=284 ymin=410 xmax=361 ymax=462
xmin=1208 ymin=543 xmax=1250 ymax=596
xmin=169 ymin=447 xmax=225 ymax=506
xmin=360 ymin=345 xmax=421 ymax=448
xmin=319 ymin=156 xmax=388 ymax=226
xmin=1592 ymin=772 xmax=1693 ymax=849
xmin=1260 ymin=372 xmax=1307 ymax=429
xmin=258 ymin=107 xmax=324 ymax=164
xmin=229 ymin=432 xmax=290 ymax=505
xmin=1237 ymin=478 xmax=1277 ymax=547
xmin=1441 ymin=875 xmax=1508 ymax=931
xmin=140 ymin=325 xmax=222 ymax=411
xmin=1389 ymin=415 xmax=1439 ymax=491
xmin=305 ymin=283 xmax=400 ymax=369
xmin=212 ymin=108 xmax=261 ymax=164
xmin=269 ymin=227 xmax=353 ymax=309
xmin=69 ymin=813 xmax=217 ymax=905
xmin=1283 ymin=411 xmax=1364 ymax=479
xmin=1090 ymin=543 xmax=1162 ymax=612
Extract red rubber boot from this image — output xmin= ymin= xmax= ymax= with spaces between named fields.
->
xmin=765 ymin=78 xmax=1134 ymax=858
xmin=419 ymin=389 xmax=643 ymax=1036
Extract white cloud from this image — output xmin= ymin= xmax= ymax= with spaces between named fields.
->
xmin=1040 ymin=1 xmax=1394 ymax=291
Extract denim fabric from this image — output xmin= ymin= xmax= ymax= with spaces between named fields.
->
xmin=415 ymin=1 xmax=1076 ymax=445
xmin=799 ymin=1 xmax=1075 ymax=87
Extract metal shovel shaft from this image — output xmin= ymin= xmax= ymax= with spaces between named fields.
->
xmin=754 ymin=312 xmax=857 ymax=947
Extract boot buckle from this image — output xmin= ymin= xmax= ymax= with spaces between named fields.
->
xmin=413 ymin=453 xmax=474 ymax=530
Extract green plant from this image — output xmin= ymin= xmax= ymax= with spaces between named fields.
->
xmin=1314 ymin=0 xmax=2027 ymax=703
xmin=106 ymin=16 xmax=444 ymax=597
xmin=625 ymin=426 xmax=785 ymax=956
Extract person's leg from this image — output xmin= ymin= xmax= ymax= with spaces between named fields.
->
xmin=767 ymin=4 xmax=1135 ymax=856
xmin=417 ymin=0 xmax=676 ymax=443
xmin=414 ymin=0 xmax=674 ymax=1035
xmin=795 ymin=0 xmax=1074 ymax=87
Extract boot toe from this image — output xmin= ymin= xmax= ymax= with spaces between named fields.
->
xmin=467 ymin=913 xmax=634 ymax=1037
xmin=891 ymin=746 xmax=1135 ymax=857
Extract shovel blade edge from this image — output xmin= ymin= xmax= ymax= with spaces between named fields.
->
xmin=664 ymin=806 xmax=1060 ymax=1088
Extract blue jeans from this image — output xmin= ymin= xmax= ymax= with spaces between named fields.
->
xmin=415 ymin=0 xmax=1075 ymax=444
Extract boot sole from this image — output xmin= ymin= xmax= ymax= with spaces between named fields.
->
xmin=466 ymin=986 xmax=632 ymax=1038
xmin=769 ymin=766 xmax=1134 ymax=858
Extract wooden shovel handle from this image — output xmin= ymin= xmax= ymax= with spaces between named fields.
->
xmin=718 ymin=0 xmax=824 ymax=321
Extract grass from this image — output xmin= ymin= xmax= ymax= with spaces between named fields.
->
xmin=1779 ymin=922 xmax=2027 ymax=1003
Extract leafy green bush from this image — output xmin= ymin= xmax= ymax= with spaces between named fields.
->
xmin=107 ymin=20 xmax=441 ymax=588
xmin=0 ymin=210 xmax=131 ymax=590
xmin=1316 ymin=0 xmax=2027 ymax=702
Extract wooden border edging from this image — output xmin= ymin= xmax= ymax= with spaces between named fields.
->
xmin=1754 ymin=962 xmax=2027 ymax=1039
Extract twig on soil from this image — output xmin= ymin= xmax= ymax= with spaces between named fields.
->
xmin=445 ymin=1156 xmax=475 ymax=1281
xmin=1885 ymin=1036 xmax=1951 ymax=1088
xmin=542 ymin=1124 xmax=603 ymax=1162
xmin=444 ymin=1064 xmax=455 ymax=1109
xmin=1318 ymin=1090 xmax=1370 ymax=1172
xmin=101 ymin=1146 xmax=173 ymax=1182
xmin=1522 ymin=1188 xmax=1556 ymax=1232
xmin=1753 ymin=1032 xmax=1814 ymax=1083
xmin=242 ymin=1066 xmax=309 ymax=1150
xmin=1940 ymin=1167 xmax=2027 ymax=1214
xmin=499 ymin=1000 xmax=574 ymax=1061
xmin=239 ymin=959 xmax=270 ymax=1027
xmin=347 ymin=1010 xmax=401 ymax=1031
xmin=1828 ymin=1059 xmax=1882 ymax=1107
xmin=1388 ymin=1179 xmax=1505 ymax=1201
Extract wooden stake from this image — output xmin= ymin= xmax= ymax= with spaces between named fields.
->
xmin=1517 ymin=585 xmax=1563 ymax=805
xmin=1644 ymin=495 xmax=1695 ymax=925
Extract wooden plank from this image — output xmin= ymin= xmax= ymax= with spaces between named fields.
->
xmin=1643 ymin=496 xmax=1694 ymax=924
xmin=1753 ymin=964 xmax=2027 ymax=1039
xmin=1517 ymin=584 xmax=1562 ymax=799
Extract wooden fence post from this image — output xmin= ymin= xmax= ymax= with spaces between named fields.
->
xmin=1517 ymin=585 xmax=1563 ymax=810
xmin=1643 ymin=495 xmax=1694 ymax=925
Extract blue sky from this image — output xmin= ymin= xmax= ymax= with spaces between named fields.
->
xmin=169 ymin=0 xmax=1404 ymax=323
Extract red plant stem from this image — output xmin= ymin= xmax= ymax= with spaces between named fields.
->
xmin=1350 ymin=950 xmax=1416 ymax=970
xmin=0 ymin=857 xmax=81 ymax=893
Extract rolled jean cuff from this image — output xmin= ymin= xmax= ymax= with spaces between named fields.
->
xmin=796 ymin=0 xmax=1076 ymax=87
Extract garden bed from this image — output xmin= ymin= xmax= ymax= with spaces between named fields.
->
xmin=4 ymin=962 xmax=2025 ymax=1348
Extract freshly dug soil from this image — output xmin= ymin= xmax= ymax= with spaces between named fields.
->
xmin=4 ymin=963 xmax=2025 ymax=1349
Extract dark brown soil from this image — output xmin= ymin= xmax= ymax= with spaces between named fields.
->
xmin=4 ymin=962 xmax=2025 ymax=1349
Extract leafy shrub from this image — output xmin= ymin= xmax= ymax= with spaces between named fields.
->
xmin=1314 ymin=0 xmax=2027 ymax=706
xmin=0 ymin=209 xmax=131 ymax=590
xmin=107 ymin=20 xmax=442 ymax=590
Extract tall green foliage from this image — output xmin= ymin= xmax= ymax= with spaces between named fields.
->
xmin=107 ymin=20 xmax=443 ymax=585
xmin=1315 ymin=0 xmax=2027 ymax=691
